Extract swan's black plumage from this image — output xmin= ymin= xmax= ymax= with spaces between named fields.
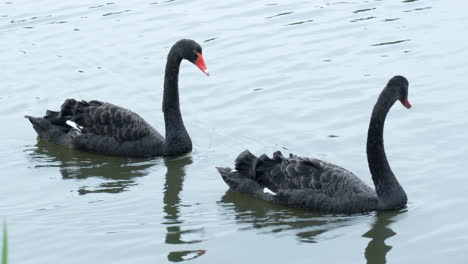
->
xmin=25 ymin=39 xmax=209 ymax=157
xmin=217 ymin=76 xmax=411 ymax=214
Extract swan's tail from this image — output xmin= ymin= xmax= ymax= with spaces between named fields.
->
xmin=25 ymin=115 xmax=68 ymax=144
xmin=216 ymin=167 xmax=275 ymax=201
xmin=217 ymin=150 xmax=283 ymax=202
xmin=216 ymin=167 xmax=249 ymax=191
xmin=25 ymin=99 xmax=104 ymax=146
xmin=25 ymin=110 xmax=82 ymax=146
xmin=25 ymin=115 xmax=48 ymax=132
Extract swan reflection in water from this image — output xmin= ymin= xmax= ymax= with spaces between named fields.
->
xmin=363 ymin=210 xmax=406 ymax=264
xmin=219 ymin=191 xmax=355 ymax=242
xmin=27 ymin=140 xmax=159 ymax=194
xmin=220 ymin=191 xmax=406 ymax=262
xmin=162 ymin=156 xmax=206 ymax=262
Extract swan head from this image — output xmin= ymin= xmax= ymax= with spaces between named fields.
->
xmin=388 ymin=75 xmax=411 ymax=109
xmin=174 ymin=39 xmax=210 ymax=76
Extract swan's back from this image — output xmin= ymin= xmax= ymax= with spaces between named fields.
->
xmin=26 ymin=99 xmax=165 ymax=157
xmin=67 ymin=100 xmax=160 ymax=142
xmin=218 ymin=150 xmax=379 ymax=213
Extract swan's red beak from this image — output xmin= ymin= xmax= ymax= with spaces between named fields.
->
xmin=195 ymin=52 xmax=209 ymax=76
xmin=401 ymin=98 xmax=412 ymax=109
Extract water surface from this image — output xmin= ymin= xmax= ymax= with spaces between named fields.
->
xmin=1 ymin=0 xmax=468 ymax=263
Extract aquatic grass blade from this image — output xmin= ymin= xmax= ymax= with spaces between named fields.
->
xmin=2 ymin=222 xmax=7 ymax=264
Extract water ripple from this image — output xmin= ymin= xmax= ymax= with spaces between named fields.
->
xmin=1 ymin=0 xmax=466 ymax=263
xmin=371 ymin=39 xmax=410 ymax=46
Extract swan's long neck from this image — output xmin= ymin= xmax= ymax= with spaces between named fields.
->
xmin=162 ymin=50 xmax=192 ymax=156
xmin=367 ymin=88 xmax=407 ymax=210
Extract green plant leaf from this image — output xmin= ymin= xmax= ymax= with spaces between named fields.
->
xmin=2 ymin=222 xmax=7 ymax=264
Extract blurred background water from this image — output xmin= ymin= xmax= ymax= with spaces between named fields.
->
xmin=1 ymin=0 xmax=467 ymax=263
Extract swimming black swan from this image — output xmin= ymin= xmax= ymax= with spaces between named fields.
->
xmin=217 ymin=76 xmax=412 ymax=213
xmin=25 ymin=39 xmax=209 ymax=157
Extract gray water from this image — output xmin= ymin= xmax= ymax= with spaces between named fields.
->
xmin=1 ymin=0 xmax=467 ymax=263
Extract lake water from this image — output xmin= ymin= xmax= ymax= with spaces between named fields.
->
xmin=1 ymin=0 xmax=467 ymax=263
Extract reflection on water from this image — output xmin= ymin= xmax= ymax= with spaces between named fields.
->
xmin=3 ymin=0 xmax=464 ymax=262
xmin=167 ymin=250 xmax=207 ymax=263
xmin=162 ymin=156 xmax=206 ymax=262
xmin=363 ymin=210 xmax=406 ymax=264
xmin=221 ymin=191 xmax=407 ymax=263
xmin=27 ymin=140 xmax=159 ymax=194
xmin=218 ymin=191 xmax=355 ymax=243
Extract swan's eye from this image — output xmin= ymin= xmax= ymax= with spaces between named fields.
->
xmin=193 ymin=49 xmax=197 ymax=54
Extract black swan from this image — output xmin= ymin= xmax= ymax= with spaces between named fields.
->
xmin=25 ymin=39 xmax=209 ymax=157
xmin=217 ymin=76 xmax=411 ymax=214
